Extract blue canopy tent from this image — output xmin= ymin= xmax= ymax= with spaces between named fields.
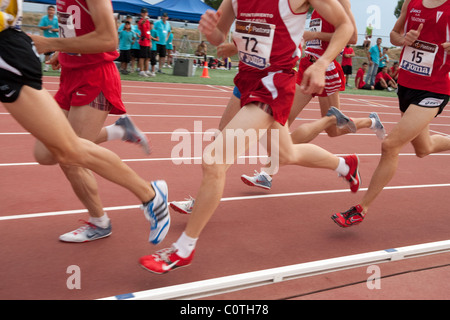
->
xmin=24 ymin=1 xmax=161 ymax=17
xmin=111 ymin=0 xmax=160 ymax=16
xmin=24 ymin=0 xmax=54 ymax=4
xmin=144 ymin=0 xmax=214 ymax=22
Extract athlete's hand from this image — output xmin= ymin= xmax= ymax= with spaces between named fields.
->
xmin=29 ymin=34 xmax=51 ymax=54
xmin=302 ymin=31 xmax=315 ymax=43
xmin=403 ymin=23 xmax=423 ymax=46
xmin=442 ymin=42 xmax=450 ymax=54
xmin=217 ymin=43 xmax=237 ymax=59
xmin=199 ymin=9 xmax=222 ymax=37
xmin=47 ymin=51 xmax=61 ymax=70
xmin=299 ymin=59 xmax=327 ymax=95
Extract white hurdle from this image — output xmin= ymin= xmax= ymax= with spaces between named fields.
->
xmin=99 ymin=239 xmax=450 ymax=300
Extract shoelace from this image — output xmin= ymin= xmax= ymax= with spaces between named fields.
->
xmin=342 ymin=207 xmax=357 ymax=218
xmin=343 ymin=207 xmax=365 ymax=219
xmin=153 ymin=247 xmax=176 ymax=263
xmin=72 ymin=220 xmax=96 ymax=235
xmin=337 ymin=172 xmax=357 ymax=185
xmin=182 ymin=196 xmax=195 ymax=208
xmin=252 ymin=170 xmax=261 ymax=177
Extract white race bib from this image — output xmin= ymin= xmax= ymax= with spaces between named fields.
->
xmin=305 ymin=18 xmax=322 ymax=49
xmin=58 ymin=12 xmax=81 ymax=56
xmin=400 ymin=40 xmax=438 ymax=77
xmin=58 ymin=12 xmax=77 ymax=39
xmin=233 ymin=19 xmax=275 ymax=70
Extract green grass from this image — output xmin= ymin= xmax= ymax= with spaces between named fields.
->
xmin=43 ymin=64 xmax=238 ymax=86
xmin=42 ymin=64 xmax=398 ymax=98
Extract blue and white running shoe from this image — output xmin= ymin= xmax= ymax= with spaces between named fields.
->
xmin=59 ymin=220 xmax=112 ymax=242
xmin=241 ymin=171 xmax=272 ymax=190
xmin=115 ymin=115 xmax=151 ymax=154
xmin=142 ymin=180 xmax=170 ymax=245
xmin=369 ymin=112 xmax=386 ymax=140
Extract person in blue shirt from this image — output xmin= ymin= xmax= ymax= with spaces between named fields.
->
xmin=166 ymin=32 xmax=174 ymax=68
xmin=365 ymin=37 xmax=382 ymax=86
xmin=153 ymin=12 xmax=171 ymax=73
xmin=118 ymin=16 xmax=141 ymax=73
xmin=118 ymin=21 xmax=136 ymax=74
xmin=149 ymin=20 xmax=159 ymax=76
xmin=377 ymin=47 xmax=390 ymax=73
xmin=38 ymin=5 xmax=59 ymax=71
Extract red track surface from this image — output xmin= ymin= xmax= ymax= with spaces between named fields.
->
xmin=1 ymin=76 xmax=450 ymax=300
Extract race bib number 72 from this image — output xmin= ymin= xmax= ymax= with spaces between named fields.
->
xmin=233 ymin=20 xmax=275 ymax=70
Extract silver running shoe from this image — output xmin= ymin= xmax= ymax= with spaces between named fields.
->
xmin=59 ymin=220 xmax=112 ymax=243
xmin=170 ymin=197 xmax=195 ymax=215
xmin=142 ymin=180 xmax=170 ymax=245
xmin=327 ymin=106 xmax=357 ymax=133
xmin=369 ymin=112 xmax=386 ymax=140
xmin=115 ymin=115 xmax=151 ymax=154
xmin=241 ymin=171 xmax=272 ymax=190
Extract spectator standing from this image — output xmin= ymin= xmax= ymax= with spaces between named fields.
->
xmin=366 ymin=37 xmax=382 ymax=86
xmin=38 ymin=5 xmax=59 ymax=72
xmin=153 ymin=12 xmax=171 ymax=73
xmin=118 ymin=21 xmax=135 ymax=74
xmin=378 ymin=47 xmax=390 ymax=73
xmin=166 ymin=31 xmax=174 ymax=68
xmin=341 ymin=44 xmax=355 ymax=86
xmin=119 ymin=16 xmax=140 ymax=73
xmin=138 ymin=8 xmax=151 ymax=77
xmin=130 ymin=18 xmax=141 ymax=72
xmin=149 ymin=20 xmax=158 ymax=76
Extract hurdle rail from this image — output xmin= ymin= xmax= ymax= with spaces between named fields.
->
xmin=99 ymin=239 xmax=450 ymax=300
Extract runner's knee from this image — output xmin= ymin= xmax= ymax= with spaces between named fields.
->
xmin=33 ymin=141 xmax=60 ymax=166
xmin=201 ymin=160 xmax=227 ymax=180
xmin=381 ymin=136 xmax=402 ymax=156
xmin=324 ymin=127 xmax=340 ymax=137
xmin=414 ymin=147 xmax=431 ymax=158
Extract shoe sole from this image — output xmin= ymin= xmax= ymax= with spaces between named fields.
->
xmin=349 ymin=154 xmax=361 ymax=193
xmin=240 ymin=176 xmax=271 ymax=190
xmin=169 ymin=202 xmax=191 ymax=214
xmin=331 ymin=214 xmax=363 ymax=228
xmin=140 ymin=262 xmax=191 ymax=275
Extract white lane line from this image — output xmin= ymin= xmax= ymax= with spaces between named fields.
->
xmin=2 ymin=182 xmax=450 ymax=221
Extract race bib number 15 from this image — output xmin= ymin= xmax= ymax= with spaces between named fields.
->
xmin=233 ymin=20 xmax=275 ymax=70
xmin=400 ymin=40 xmax=438 ymax=77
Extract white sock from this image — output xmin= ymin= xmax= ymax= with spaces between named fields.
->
xmin=335 ymin=157 xmax=350 ymax=176
xmin=105 ymin=124 xmax=125 ymax=141
xmin=369 ymin=117 xmax=376 ymax=129
xmin=173 ymin=232 xmax=198 ymax=258
xmin=89 ymin=213 xmax=110 ymax=229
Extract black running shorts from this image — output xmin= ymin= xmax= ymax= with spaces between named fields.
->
xmin=397 ymin=84 xmax=449 ymax=116
xmin=0 ymin=28 xmax=42 ymax=103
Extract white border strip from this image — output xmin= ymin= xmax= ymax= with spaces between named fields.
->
xmin=99 ymin=239 xmax=450 ymax=300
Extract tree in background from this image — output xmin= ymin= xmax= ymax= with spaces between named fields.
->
xmin=204 ymin=0 xmax=222 ymax=10
xmin=395 ymin=0 xmax=405 ymax=18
